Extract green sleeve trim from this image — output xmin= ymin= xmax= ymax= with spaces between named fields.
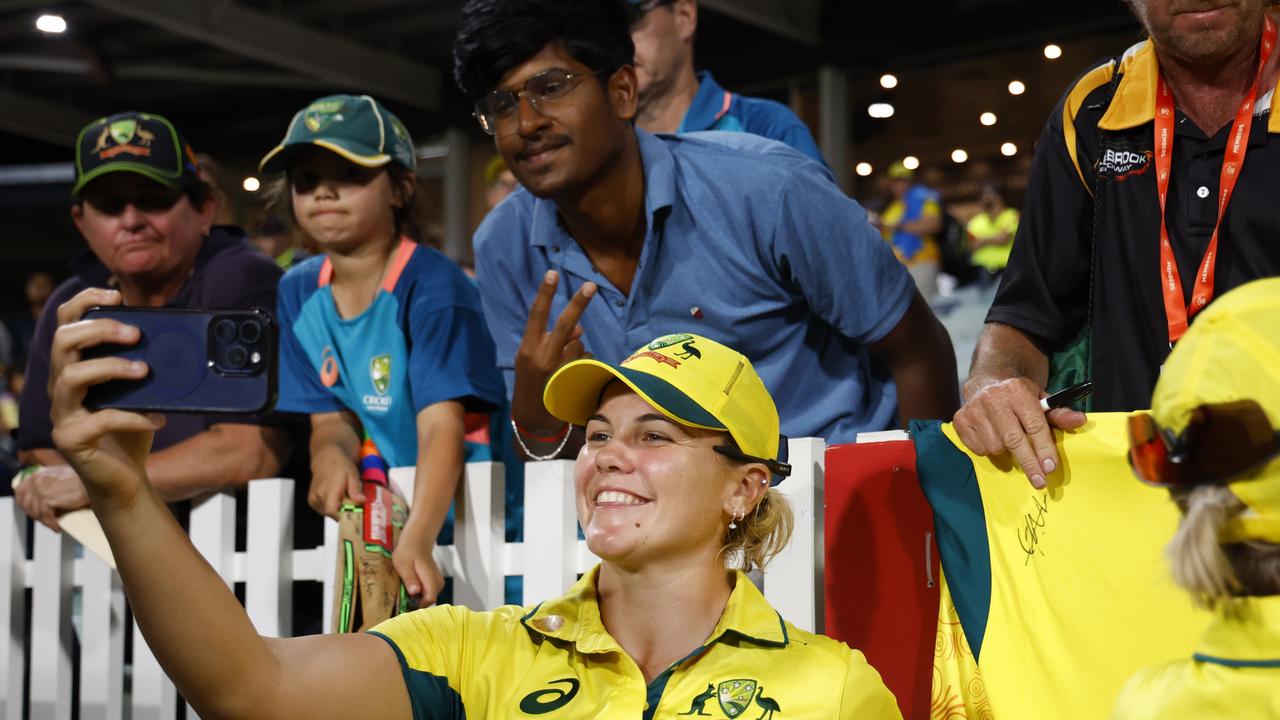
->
xmin=369 ymin=631 xmax=468 ymax=720
xmin=910 ymin=420 xmax=993 ymax=661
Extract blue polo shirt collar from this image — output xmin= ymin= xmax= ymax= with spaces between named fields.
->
xmin=526 ymin=128 xmax=677 ymax=276
xmin=679 ymin=71 xmax=732 ymax=133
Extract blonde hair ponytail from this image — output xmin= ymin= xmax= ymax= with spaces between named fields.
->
xmin=1169 ymin=486 xmax=1280 ymax=613
xmin=723 ymin=490 xmax=794 ymax=573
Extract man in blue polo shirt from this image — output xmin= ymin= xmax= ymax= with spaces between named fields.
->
xmin=627 ymin=0 xmax=826 ymax=165
xmin=454 ymin=0 xmax=958 ymax=459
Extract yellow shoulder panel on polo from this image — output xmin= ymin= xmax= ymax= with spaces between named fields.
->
xmin=371 ymin=565 xmax=902 ymax=718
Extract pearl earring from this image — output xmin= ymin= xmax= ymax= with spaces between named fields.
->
xmin=729 ymin=510 xmax=744 ymax=530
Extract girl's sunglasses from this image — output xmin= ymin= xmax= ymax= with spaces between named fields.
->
xmin=1128 ymin=399 xmax=1280 ymax=487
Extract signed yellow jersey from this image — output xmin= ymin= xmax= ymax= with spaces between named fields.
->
xmin=371 ymin=565 xmax=901 ymax=719
xmin=912 ymin=414 xmax=1213 ymax=720
xmin=1111 ymin=596 xmax=1280 ymax=719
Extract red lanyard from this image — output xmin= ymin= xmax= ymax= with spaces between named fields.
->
xmin=1155 ymin=16 xmax=1276 ymax=343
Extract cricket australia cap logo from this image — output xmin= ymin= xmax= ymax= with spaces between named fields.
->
xmin=304 ymin=99 xmax=345 ymax=132
xmin=370 ymin=354 xmax=391 ymax=396
xmin=89 ymin=118 xmax=156 ymax=160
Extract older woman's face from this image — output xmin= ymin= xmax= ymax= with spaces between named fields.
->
xmin=575 ymin=384 xmax=738 ymax=568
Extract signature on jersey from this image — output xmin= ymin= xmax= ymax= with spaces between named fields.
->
xmin=1016 ymin=494 xmax=1051 ymax=565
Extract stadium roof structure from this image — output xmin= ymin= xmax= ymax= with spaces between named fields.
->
xmin=0 ymin=0 xmax=1139 ymax=165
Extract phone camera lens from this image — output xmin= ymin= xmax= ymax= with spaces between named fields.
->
xmin=226 ymin=345 xmax=249 ymax=369
xmin=238 ymin=320 xmax=262 ymax=344
xmin=214 ymin=319 xmax=237 ymax=343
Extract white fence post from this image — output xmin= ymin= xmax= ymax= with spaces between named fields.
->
xmin=0 ymin=500 xmax=26 ymax=720
xmin=246 ymin=480 xmax=293 ymax=637
xmin=521 ymin=460 xmax=578 ymax=605
xmin=29 ymin=524 xmax=73 ymax=720
xmin=766 ymin=437 xmax=825 ymax=634
xmin=184 ymin=490 xmax=235 ymax=720
xmin=78 ymin=553 xmax=124 ymax=720
xmin=321 ymin=516 xmax=338 ymax=634
xmin=453 ymin=463 xmax=505 ymax=609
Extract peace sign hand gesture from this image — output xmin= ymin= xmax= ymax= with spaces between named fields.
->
xmin=510 ymin=270 xmax=596 ymax=457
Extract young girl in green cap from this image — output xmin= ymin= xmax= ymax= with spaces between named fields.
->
xmin=261 ymin=94 xmax=507 ymax=621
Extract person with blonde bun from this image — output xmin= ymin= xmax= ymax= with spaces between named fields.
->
xmin=44 ymin=320 xmax=900 ymax=718
xmin=1114 ymin=277 xmax=1280 ymax=719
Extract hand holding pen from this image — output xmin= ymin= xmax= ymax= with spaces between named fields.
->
xmin=954 ymin=378 xmax=1091 ymax=490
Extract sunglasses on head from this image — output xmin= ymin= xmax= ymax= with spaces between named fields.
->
xmin=83 ymin=185 xmax=186 ymax=215
xmin=1128 ymin=399 xmax=1280 ymax=488
xmin=627 ymin=0 xmax=674 ymax=25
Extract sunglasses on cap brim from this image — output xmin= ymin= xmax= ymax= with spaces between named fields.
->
xmin=1128 ymin=399 xmax=1280 ymax=488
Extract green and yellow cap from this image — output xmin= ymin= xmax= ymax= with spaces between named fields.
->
xmin=259 ymin=94 xmax=416 ymax=174
xmin=543 ymin=333 xmax=789 ymax=483
xmin=1150 ymin=277 xmax=1280 ymax=543
xmin=72 ymin=111 xmax=201 ymax=197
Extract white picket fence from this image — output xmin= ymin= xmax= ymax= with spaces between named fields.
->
xmin=0 ymin=438 xmax=825 ymax=719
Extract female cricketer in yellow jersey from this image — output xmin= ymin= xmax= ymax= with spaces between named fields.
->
xmin=45 ymin=286 xmax=900 ymax=719
xmin=1113 ymin=278 xmax=1280 ymax=719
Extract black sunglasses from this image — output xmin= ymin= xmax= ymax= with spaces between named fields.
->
xmin=83 ymin=186 xmax=186 ymax=215
xmin=627 ymin=0 xmax=674 ymax=25
xmin=714 ymin=439 xmax=792 ymax=481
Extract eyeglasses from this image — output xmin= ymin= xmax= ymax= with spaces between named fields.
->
xmin=627 ymin=0 xmax=674 ymax=26
xmin=1127 ymin=400 xmax=1280 ymax=487
xmin=83 ymin=186 xmax=185 ymax=215
xmin=473 ymin=68 xmax=604 ymax=135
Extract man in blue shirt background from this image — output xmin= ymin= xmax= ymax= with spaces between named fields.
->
xmin=452 ymin=0 xmax=958 ymax=459
xmin=627 ymin=0 xmax=827 ymax=166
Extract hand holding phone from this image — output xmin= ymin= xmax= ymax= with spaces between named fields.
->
xmin=81 ymin=307 xmax=277 ymax=415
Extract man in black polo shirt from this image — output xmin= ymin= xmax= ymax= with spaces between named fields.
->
xmin=955 ymin=0 xmax=1280 ymax=487
xmin=15 ymin=111 xmax=290 ymax=529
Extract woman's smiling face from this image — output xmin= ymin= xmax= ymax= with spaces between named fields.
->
xmin=575 ymin=383 xmax=740 ymax=568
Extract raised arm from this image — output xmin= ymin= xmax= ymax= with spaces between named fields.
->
xmin=48 ymin=288 xmax=409 ymax=720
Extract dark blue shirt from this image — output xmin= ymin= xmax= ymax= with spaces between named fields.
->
xmin=680 ymin=71 xmax=826 ymax=167
xmin=475 ymin=130 xmax=914 ymax=443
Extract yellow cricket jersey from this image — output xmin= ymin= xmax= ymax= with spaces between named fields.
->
xmin=911 ymin=414 xmax=1214 ymax=720
xmin=370 ymin=565 xmax=901 ymax=719
xmin=964 ymin=208 xmax=1019 ymax=272
xmin=1111 ymin=595 xmax=1280 ymax=719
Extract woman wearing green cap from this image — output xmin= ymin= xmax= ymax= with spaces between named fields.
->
xmin=1114 ymin=278 xmax=1280 ymax=719
xmin=43 ymin=314 xmax=901 ymax=717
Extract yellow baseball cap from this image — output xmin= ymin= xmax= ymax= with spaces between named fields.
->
xmin=1150 ymin=277 xmax=1280 ymax=542
xmin=543 ymin=333 xmax=790 ymax=482
xmin=887 ymin=161 xmax=915 ymax=180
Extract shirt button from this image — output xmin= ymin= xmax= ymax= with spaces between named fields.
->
xmin=1197 ymin=185 xmax=1210 ymax=199
xmin=616 ymin=300 xmax=624 ymax=307
xmin=552 ymin=246 xmax=560 ymax=252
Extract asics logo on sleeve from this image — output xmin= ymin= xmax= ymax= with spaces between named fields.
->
xmin=518 ymin=678 xmax=580 ymax=714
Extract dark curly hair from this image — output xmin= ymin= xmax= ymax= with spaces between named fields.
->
xmin=453 ymin=0 xmax=634 ymax=102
